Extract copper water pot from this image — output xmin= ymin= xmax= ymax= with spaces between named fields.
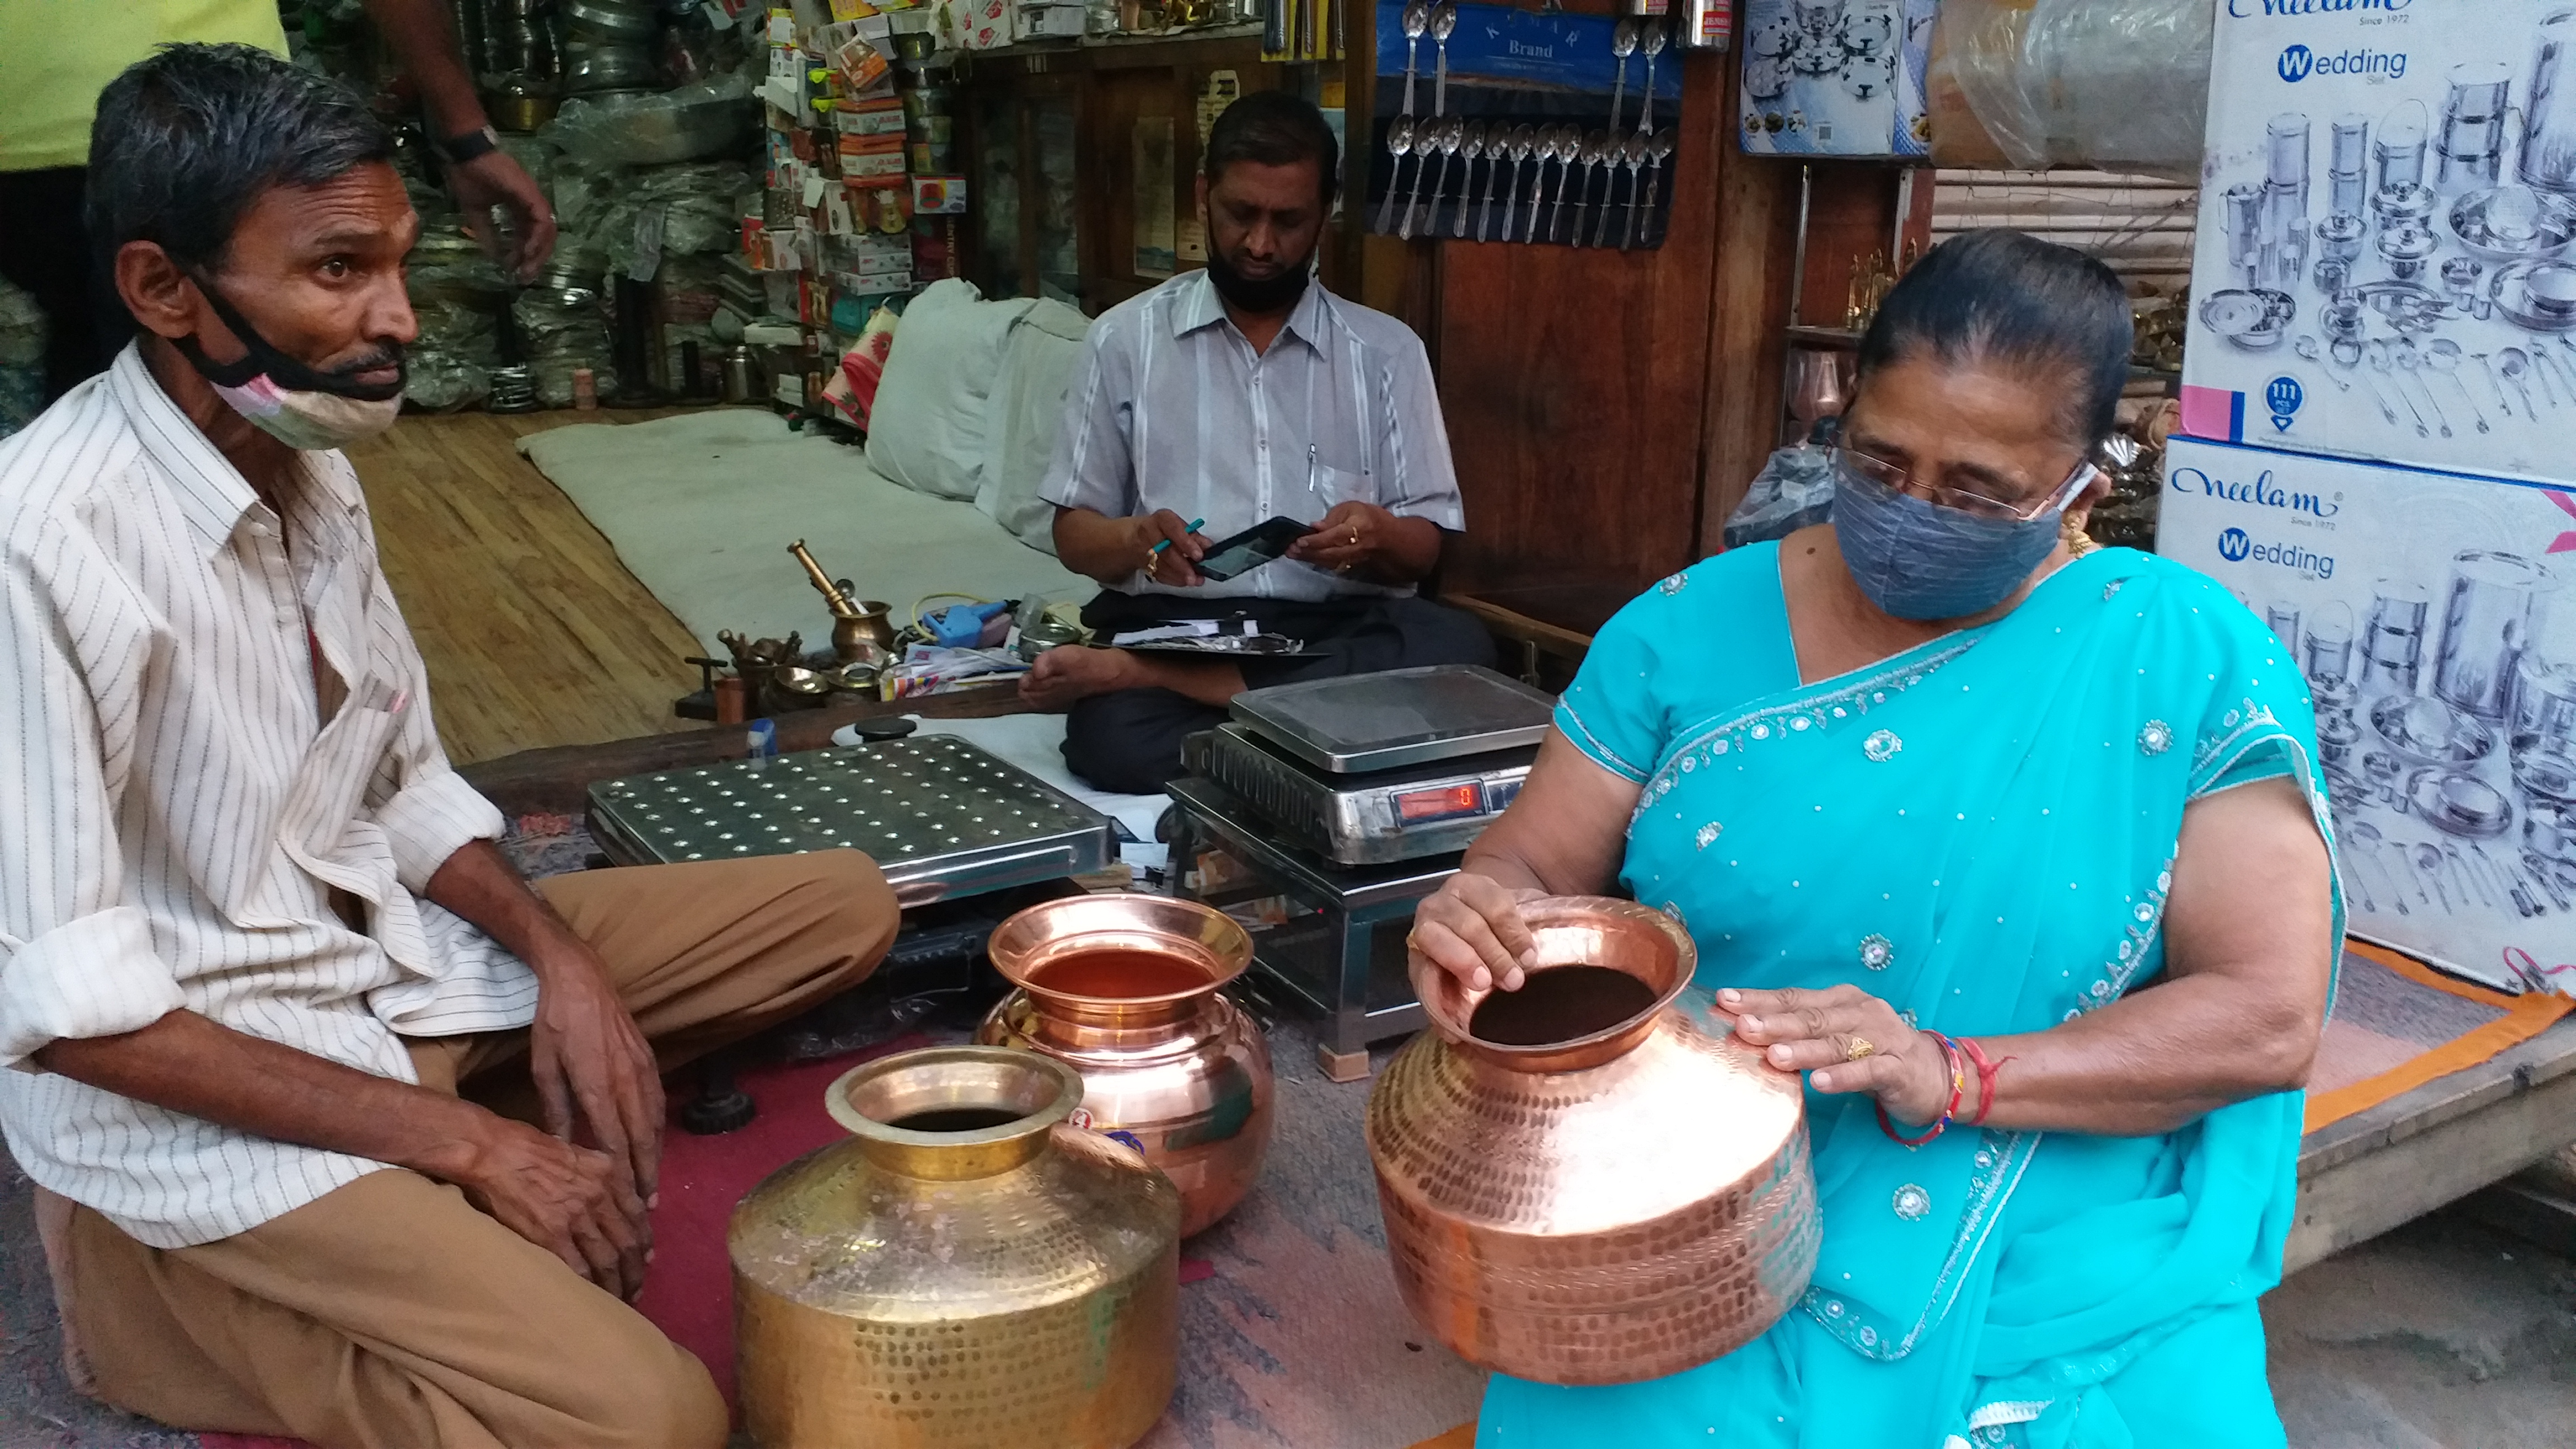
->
xmin=977 ymin=894 xmax=1274 ymax=1238
xmin=1365 ymin=897 xmax=1819 ymax=1385
xmin=730 ymin=1046 xmax=1180 ymax=1448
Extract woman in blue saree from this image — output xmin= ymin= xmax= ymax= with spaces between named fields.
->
xmin=1408 ymin=231 xmax=2341 ymax=1448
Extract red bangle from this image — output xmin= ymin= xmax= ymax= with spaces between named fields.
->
xmin=1877 ymin=1031 xmax=1966 ymax=1147
xmin=1959 ymin=1036 xmax=2015 ymax=1127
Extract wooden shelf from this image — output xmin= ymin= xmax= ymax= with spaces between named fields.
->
xmin=1785 ymin=324 xmax=1862 ymax=350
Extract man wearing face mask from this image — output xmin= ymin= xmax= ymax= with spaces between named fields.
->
xmin=1021 ymin=89 xmax=1494 ymax=794
xmin=0 ymin=46 xmax=900 ymax=1448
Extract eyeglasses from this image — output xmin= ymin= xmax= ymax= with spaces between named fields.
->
xmin=1829 ymin=446 xmax=2099 ymax=523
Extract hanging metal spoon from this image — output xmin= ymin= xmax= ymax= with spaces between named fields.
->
xmin=1607 ymin=18 xmax=1639 ymax=138
xmin=1394 ymin=0 xmax=1430 ymax=117
xmin=1429 ymin=2 xmax=1459 ymax=118
xmin=2421 ymin=339 xmax=2489 ymax=433
xmin=1640 ymin=127 xmax=1677 ymax=244
xmin=2366 ymin=339 xmax=2430 ymax=436
xmin=1454 ymin=121 xmax=1486 ymax=239
xmin=1618 ymin=132 xmax=1650 ymax=250
xmin=1541 ymin=125 xmax=1579 ymax=243
xmin=1499 ymin=124 xmax=1535 ymax=242
xmin=1570 ymin=130 xmax=1612 ymax=245
xmin=1636 ymin=17 xmax=1669 ymax=137
xmin=1375 ymin=117 xmax=1417 ymax=235
xmin=2393 ymin=339 xmax=2452 ymax=437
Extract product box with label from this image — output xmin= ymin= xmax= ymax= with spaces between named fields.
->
xmin=1019 ymin=2 xmax=1085 ymax=39
xmin=1738 ymin=0 xmax=1935 ymax=158
xmin=2180 ymin=2 xmax=2576 ymax=485
xmin=2157 ymin=435 xmax=2576 ymax=995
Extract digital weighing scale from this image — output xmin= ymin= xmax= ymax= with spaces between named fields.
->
xmin=1169 ymin=665 xmax=1556 ymax=1078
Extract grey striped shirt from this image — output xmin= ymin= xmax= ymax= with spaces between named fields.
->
xmin=0 ymin=347 xmax=534 ymax=1249
xmin=1039 ymin=271 xmax=1465 ymax=603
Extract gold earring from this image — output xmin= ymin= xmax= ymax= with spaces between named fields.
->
xmin=2061 ymin=514 xmax=2099 ymax=558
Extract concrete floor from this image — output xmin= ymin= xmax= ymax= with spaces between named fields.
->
xmin=2268 ymin=1206 xmax=2576 ymax=1448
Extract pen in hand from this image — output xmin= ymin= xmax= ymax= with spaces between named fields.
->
xmin=1151 ymin=518 xmax=1207 ymax=556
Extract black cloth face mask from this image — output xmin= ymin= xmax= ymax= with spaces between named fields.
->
xmin=1204 ymin=244 xmax=1313 ymax=316
xmin=171 ymin=275 xmax=406 ymax=403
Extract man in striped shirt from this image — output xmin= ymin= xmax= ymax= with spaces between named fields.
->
xmin=0 ymin=47 xmax=897 ymax=1447
xmin=1021 ymin=91 xmax=1493 ymax=793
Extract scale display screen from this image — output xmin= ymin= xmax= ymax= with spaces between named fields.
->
xmin=1394 ymin=782 xmax=1488 ymax=825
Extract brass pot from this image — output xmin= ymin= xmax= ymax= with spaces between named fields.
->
xmin=978 ymin=894 xmax=1273 ymax=1238
xmin=730 ymin=1046 xmax=1181 ymax=1448
xmin=1365 ymin=897 xmax=1819 ymax=1386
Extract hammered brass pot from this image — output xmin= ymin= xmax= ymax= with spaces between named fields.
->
xmin=1365 ymin=897 xmax=1820 ymax=1386
xmin=730 ymin=1046 xmax=1181 ymax=1449
xmin=977 ymin=894 xmax=1273 ymax=1238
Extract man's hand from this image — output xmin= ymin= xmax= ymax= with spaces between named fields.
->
xmin=1285 ymin=501 xmax=1445 ymax=584
xmin=447 ymin=150 xmax=557 ymax=282
xmin=1133 ymin=509 xmax=1205 ymax=586
xmin=444 ymin=1114 xmax=651 ymax=1300
xmin=522 ymin=936 xmax=665 ymax=1209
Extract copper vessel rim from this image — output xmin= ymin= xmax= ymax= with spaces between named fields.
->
xmin=986 ymin=894 xmax=1256 ymax=1010
xmin=823 ymin=1045 xmax=1083 ymax=1147
xmin=1425 ymin=896 xmax=1698 ymax=1067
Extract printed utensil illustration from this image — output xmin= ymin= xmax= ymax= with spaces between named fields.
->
xmin=2419 ymin=339 xmax=2489 ymax=432
xmin=2528 ymin=849 xmax=2575 ymax=910
xmin=1395 ymin=0 xmax=1429 ymax=116
xmin=1431 ymin=2 xmax=1458 ymax=118
xmin=2366 ymin=339 xmax=2431 ymax=435
xmin=2293 ymin=334 xmax=2351 ymax=391
xmin=1618 ymin=132 xmax=1650 ymax=250
xmin=2347 ymin=822 xmax=2411 ymax=915
xmin=1637 ymin=17 xmax=1668 ymax=136
xmin=2412 ymin=841 xmax=2456 ymax=912
xmin=2392 ymin=340 xmax=2454 ymax=437
xmin=1608 ymin=19 xmax=1638 ymax=137
xmin=2473 ymin=350 xmax=2515 ymax=417
xmin=1641 ymin=127 xmax=1676 ymax=244
xmin=2501 ymin=345 xmax=2541 ymax=415
xmin=1455 ymin=122 xmax=1486 ymax=239
xmin=1376 ymin=116 xmax=1417 ymax=234
xmin=1499 ymin=124 xmax=1535 ymax=242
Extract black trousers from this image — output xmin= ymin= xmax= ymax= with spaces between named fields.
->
xmin=0 ymin=167 xmax=131 ymax=403
xmin=1062 ymin=590 xmax=1498 ymax=794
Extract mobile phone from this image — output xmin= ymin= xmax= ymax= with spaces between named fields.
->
xmin=1191 ymin=515 xmax=1312 ymax=580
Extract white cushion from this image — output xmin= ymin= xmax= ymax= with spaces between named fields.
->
xmin=974 ymin=299 xmax=1093 ymax=554
xmin=864 ymin=278 xmax=1034 ymax=500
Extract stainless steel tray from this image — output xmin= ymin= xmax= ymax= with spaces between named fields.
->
xmin=1196 ymin=722 xmax=1532 ymax=865
xmin=1227 ymin=664 xmax=1555 ymax=774
xmin=585 ymin=735 xmax=1115 ymax=905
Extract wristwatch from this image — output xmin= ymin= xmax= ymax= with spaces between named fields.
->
xmin=434 ymin=124 xmax=500 ymax=164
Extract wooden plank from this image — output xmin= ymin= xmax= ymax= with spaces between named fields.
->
xmin=1432 ymin=48 xmax=1733 ymax=599
xmin=1697 ymin=65 xmax=1803 ymax=554
xmin=2285 ymin=1019 xmax=2576 ymax=1272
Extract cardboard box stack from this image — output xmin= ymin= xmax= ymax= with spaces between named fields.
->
xmin=2161 ymin=0 xmax=2576 ymax=993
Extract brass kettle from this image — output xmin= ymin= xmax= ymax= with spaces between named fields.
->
xmin=1365 ymin=897 xmax=1820 ymax=1386
xmin=730 ymin=1046 xmax=1181 ymax=1448
xmin=977 ymin=894 xmax=1275 ymax=1238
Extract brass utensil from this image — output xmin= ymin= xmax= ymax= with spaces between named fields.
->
xmin=731 ymin=1046 xmax=1180 ymax=1449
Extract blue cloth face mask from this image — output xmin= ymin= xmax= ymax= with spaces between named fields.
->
xmin=1830 ymin=459 xmax=2067 ymax=621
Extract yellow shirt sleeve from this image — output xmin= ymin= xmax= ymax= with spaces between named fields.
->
xmin=0 ymin=1 xmax=292 ymax=173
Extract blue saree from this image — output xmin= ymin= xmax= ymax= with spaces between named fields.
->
xmin=1479 ymin=543 xmax=2342 ymax=1449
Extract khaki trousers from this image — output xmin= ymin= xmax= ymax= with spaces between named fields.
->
xmin=46 ymin=850 xmax=899 ymax=1449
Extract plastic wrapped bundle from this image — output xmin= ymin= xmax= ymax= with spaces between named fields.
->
xmin=539 ymin=75 xmax=756 ymax=168
xmin=513 ymin=288 xmax=617 ymax=408
xmin=1928 ymin=0 xmax=2211 ymax=179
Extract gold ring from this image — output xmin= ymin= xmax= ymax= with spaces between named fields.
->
xmin=1348 ymin=527 xmax=1360 ymax=545
xmin=1843 ymin=1036 xmax=1877 ymax=1062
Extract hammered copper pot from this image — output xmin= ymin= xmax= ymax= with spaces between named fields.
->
xmin=730 ymin=1046 xmax=1180 ymax=1449
xmin=977 ymin=894 xmax=1273 ymax=1238
xmin=1365 ymin=897 xmax=1820 ymax=1386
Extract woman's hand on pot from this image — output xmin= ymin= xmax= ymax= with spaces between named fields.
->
xmin=1723 ymin=984 xmax=1953 ymax=1124
xmin=1408 ymin=874 xmax=1545 ymax=998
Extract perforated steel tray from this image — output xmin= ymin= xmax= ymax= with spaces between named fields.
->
xmin=585 ymin=735 xmax=1115 ymax=905
xmin=1227 ymin=664 xmax=1555 ymax=774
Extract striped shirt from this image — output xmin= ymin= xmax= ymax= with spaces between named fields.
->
xmin=1039 ymin=271 xmax=1465 ymax=603
xmin=0 ymin=347 xmax=533 ymax=1249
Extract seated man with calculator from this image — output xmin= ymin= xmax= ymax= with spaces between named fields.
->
xmin=1021 ymin=89 xmax=1493 ymax=793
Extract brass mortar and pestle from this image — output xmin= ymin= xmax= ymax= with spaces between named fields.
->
xmin=789 ymin=541 xmax=897 ymax=663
